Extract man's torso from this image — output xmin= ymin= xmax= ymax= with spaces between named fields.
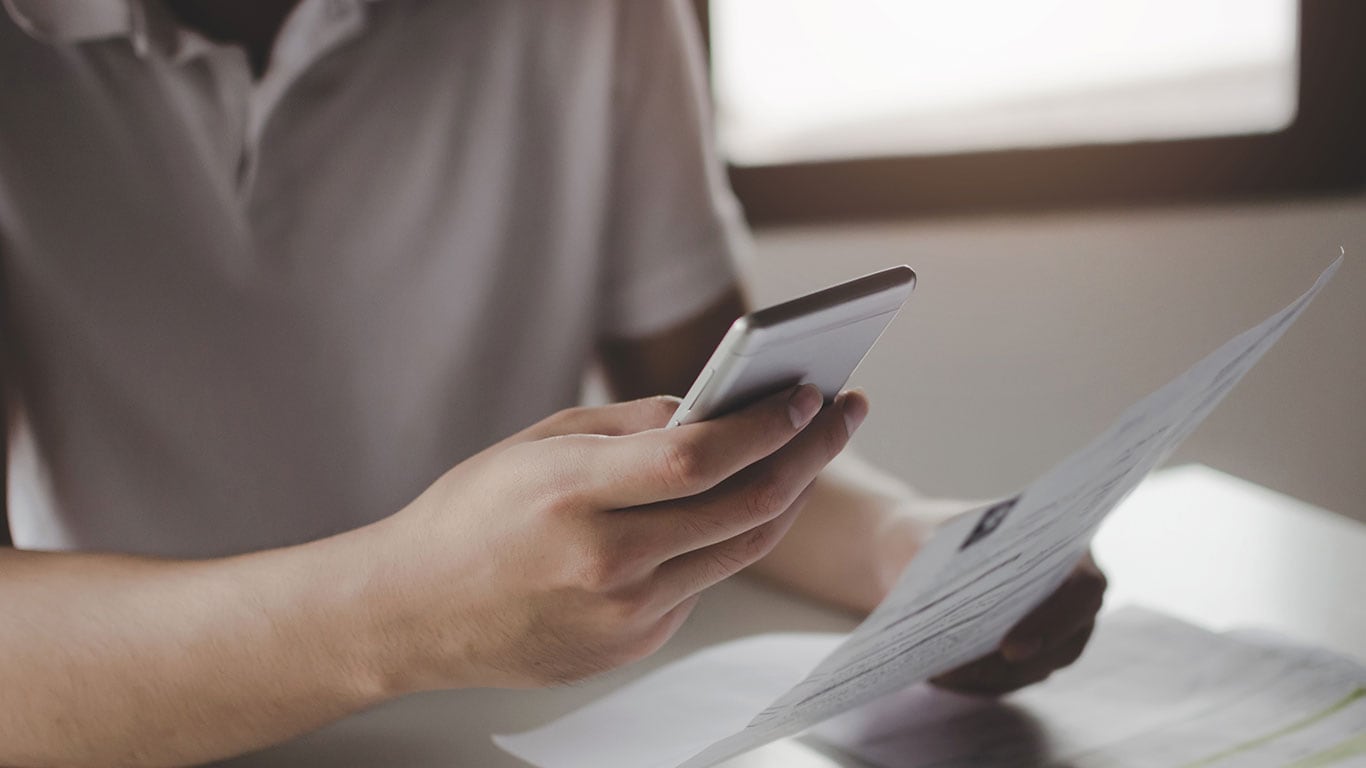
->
xmin=0 ymin=0 xmax=656 ymax=555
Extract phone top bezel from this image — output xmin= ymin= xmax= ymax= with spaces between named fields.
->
xmin=746 ymin=265 xmax=915 ymax=331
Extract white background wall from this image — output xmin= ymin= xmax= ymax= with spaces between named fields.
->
xmin=738 ymin=194 xmax=1366 ymax=523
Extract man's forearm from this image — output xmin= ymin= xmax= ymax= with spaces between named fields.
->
xmin=0 ymin=528 xmax=398 ymax=768
xmin=750 ymin=451 xmax=979 ymax=614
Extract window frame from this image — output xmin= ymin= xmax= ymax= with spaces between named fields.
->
xmin=696 ymin=0 xmax=1366 ymax=226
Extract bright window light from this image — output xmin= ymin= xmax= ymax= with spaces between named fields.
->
xmin=711 ymin=0 xmax=1298 ymax=165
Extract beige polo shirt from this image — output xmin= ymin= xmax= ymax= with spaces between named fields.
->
xmin=0 ymin=0 xmax=745 ymax=556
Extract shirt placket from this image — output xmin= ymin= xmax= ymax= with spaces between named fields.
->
xmin=236 ymin=0 xmax=369 ymax=198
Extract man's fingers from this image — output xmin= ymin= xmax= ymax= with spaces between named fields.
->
xmin=933 ymin=556 xmax=1103 ymax=697
xmin=624 ymin=390 xmax=866 ymax=565
xmin=649 ymin=486 xmax=812 ymax=611
xmin=931 ymin=651 xmax=1055 ymax=696
xmin=934 ymin=618 xmax=1097 ymax=697
xmin=514 ymin=396 xmax=682 ymax=444
xmin=1006 ymin=621 xmax=1095 ymax=682
xmin=580 ymin=384 xmax=828 ymax=508
xmin=641 ymin=391 xmax=867 ymax=604
xmin=1040 ymin=620 xmax=1094 ymax=670
xmin=1000 ymin=553 xmax=1106 ymax=662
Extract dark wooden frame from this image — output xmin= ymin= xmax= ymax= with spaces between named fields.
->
xmin=696 ymin=0 xmax=1366 ymax=226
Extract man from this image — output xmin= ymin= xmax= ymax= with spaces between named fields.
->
xmin=0 ymin=1 xmax=1106 ymax=765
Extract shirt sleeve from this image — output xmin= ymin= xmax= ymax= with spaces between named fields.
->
xmin=597 ymin=0 xmax=750 ymax=339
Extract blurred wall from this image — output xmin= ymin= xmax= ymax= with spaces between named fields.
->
xmin=737 ymin=194 xmax=1366 ymax=523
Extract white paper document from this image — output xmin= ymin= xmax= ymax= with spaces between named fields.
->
xmin=495 ymin=256 xmax=1343 ymax=768
xmin=811 ymin=606 xmax=1366 ymax=768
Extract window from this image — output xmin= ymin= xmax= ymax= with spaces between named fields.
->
xmin=714 ymin=0 xmax=1297 ymax=164
xmin=698 ymin=0 xmax=1366 ymax=224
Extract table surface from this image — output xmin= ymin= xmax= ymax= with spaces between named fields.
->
xmin=219 ymin=464 xmax=1366 ymax=768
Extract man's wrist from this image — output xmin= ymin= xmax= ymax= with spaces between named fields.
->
xmin=333 ymin=512 xmax=502 ymax=697
xmin=871 ymin=498 xmax=984 ymax=600
xmin=283 ymin=520 xmax=428 ymax=703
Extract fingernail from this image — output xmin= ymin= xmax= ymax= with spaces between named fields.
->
xmin=1002 ymin=637 xmax=1042 ymax=662
xmin=787 ymin=384 xmax=822 ymax=428
xmin=841 ymin=390 xmax=868 ymax=437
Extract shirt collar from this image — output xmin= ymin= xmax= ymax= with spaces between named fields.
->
xmin=1 ymin=0 xmax=144 ymax=45
xmin=3 ymin=0 xmax=386 ymax=58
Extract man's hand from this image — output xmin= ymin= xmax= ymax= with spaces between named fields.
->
xmin=863 ymin=506 xmax=1106 ymax=695
xmin=369 ymin=385 xmax=868 ymax=691
xmin=596 ymin=287 xmax=1105 ymax=696
xmin=0 ymin=386 xmax=864 ymax=768
xmin=929 ymin=552 xmax=1107 ymax=695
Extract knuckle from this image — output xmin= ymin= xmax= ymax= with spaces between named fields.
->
xmin=707 ymin=543 xmax=751 ymax=576
xmin=537 ymin=493 xmax=573 ymax=521
xmin=658 ymin=439 xmax=708 ymax=492
xmin=646 ymin=597 xmax=698 ymax=650
xmin=714 ymin=522 xmax=779 ymax=575
xmin=740 ymin=522 xmax=781 ymax=560
xmin=610 ymin=532 xmax=658 ymax=581
xmin=744 ymin=469 xmax=791 ymax=521
xmin=549 ymin=406 xmax=586 ymax=430
xmin=678 ymin=510 xmax=729 ymax=542
xmin=620 ymin=619 xmax=676 ymax=665
xmin=648 ymin=395 xmax=681 ymax=423
xmin=575 ymin=544 xmax=628 ymax=592
xmin=1090 ymin=566 xmax=1110 ymax=594
xmin=1080 ymin=554 xmax=1108 ymax=585
xmin=534 ymin=470 xmax=586 ymax=516
xmin=599 ymin=587 xmax=651 ymax=627
xmin=820 ymin=415 xmax=849 ymax=457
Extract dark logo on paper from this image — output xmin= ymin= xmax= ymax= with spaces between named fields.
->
xmin=960 ymin=496 xmax=1018 ymax=551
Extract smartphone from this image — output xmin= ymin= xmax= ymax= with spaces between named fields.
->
xmin=668 ymin=265 xmax=916 ymax=427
